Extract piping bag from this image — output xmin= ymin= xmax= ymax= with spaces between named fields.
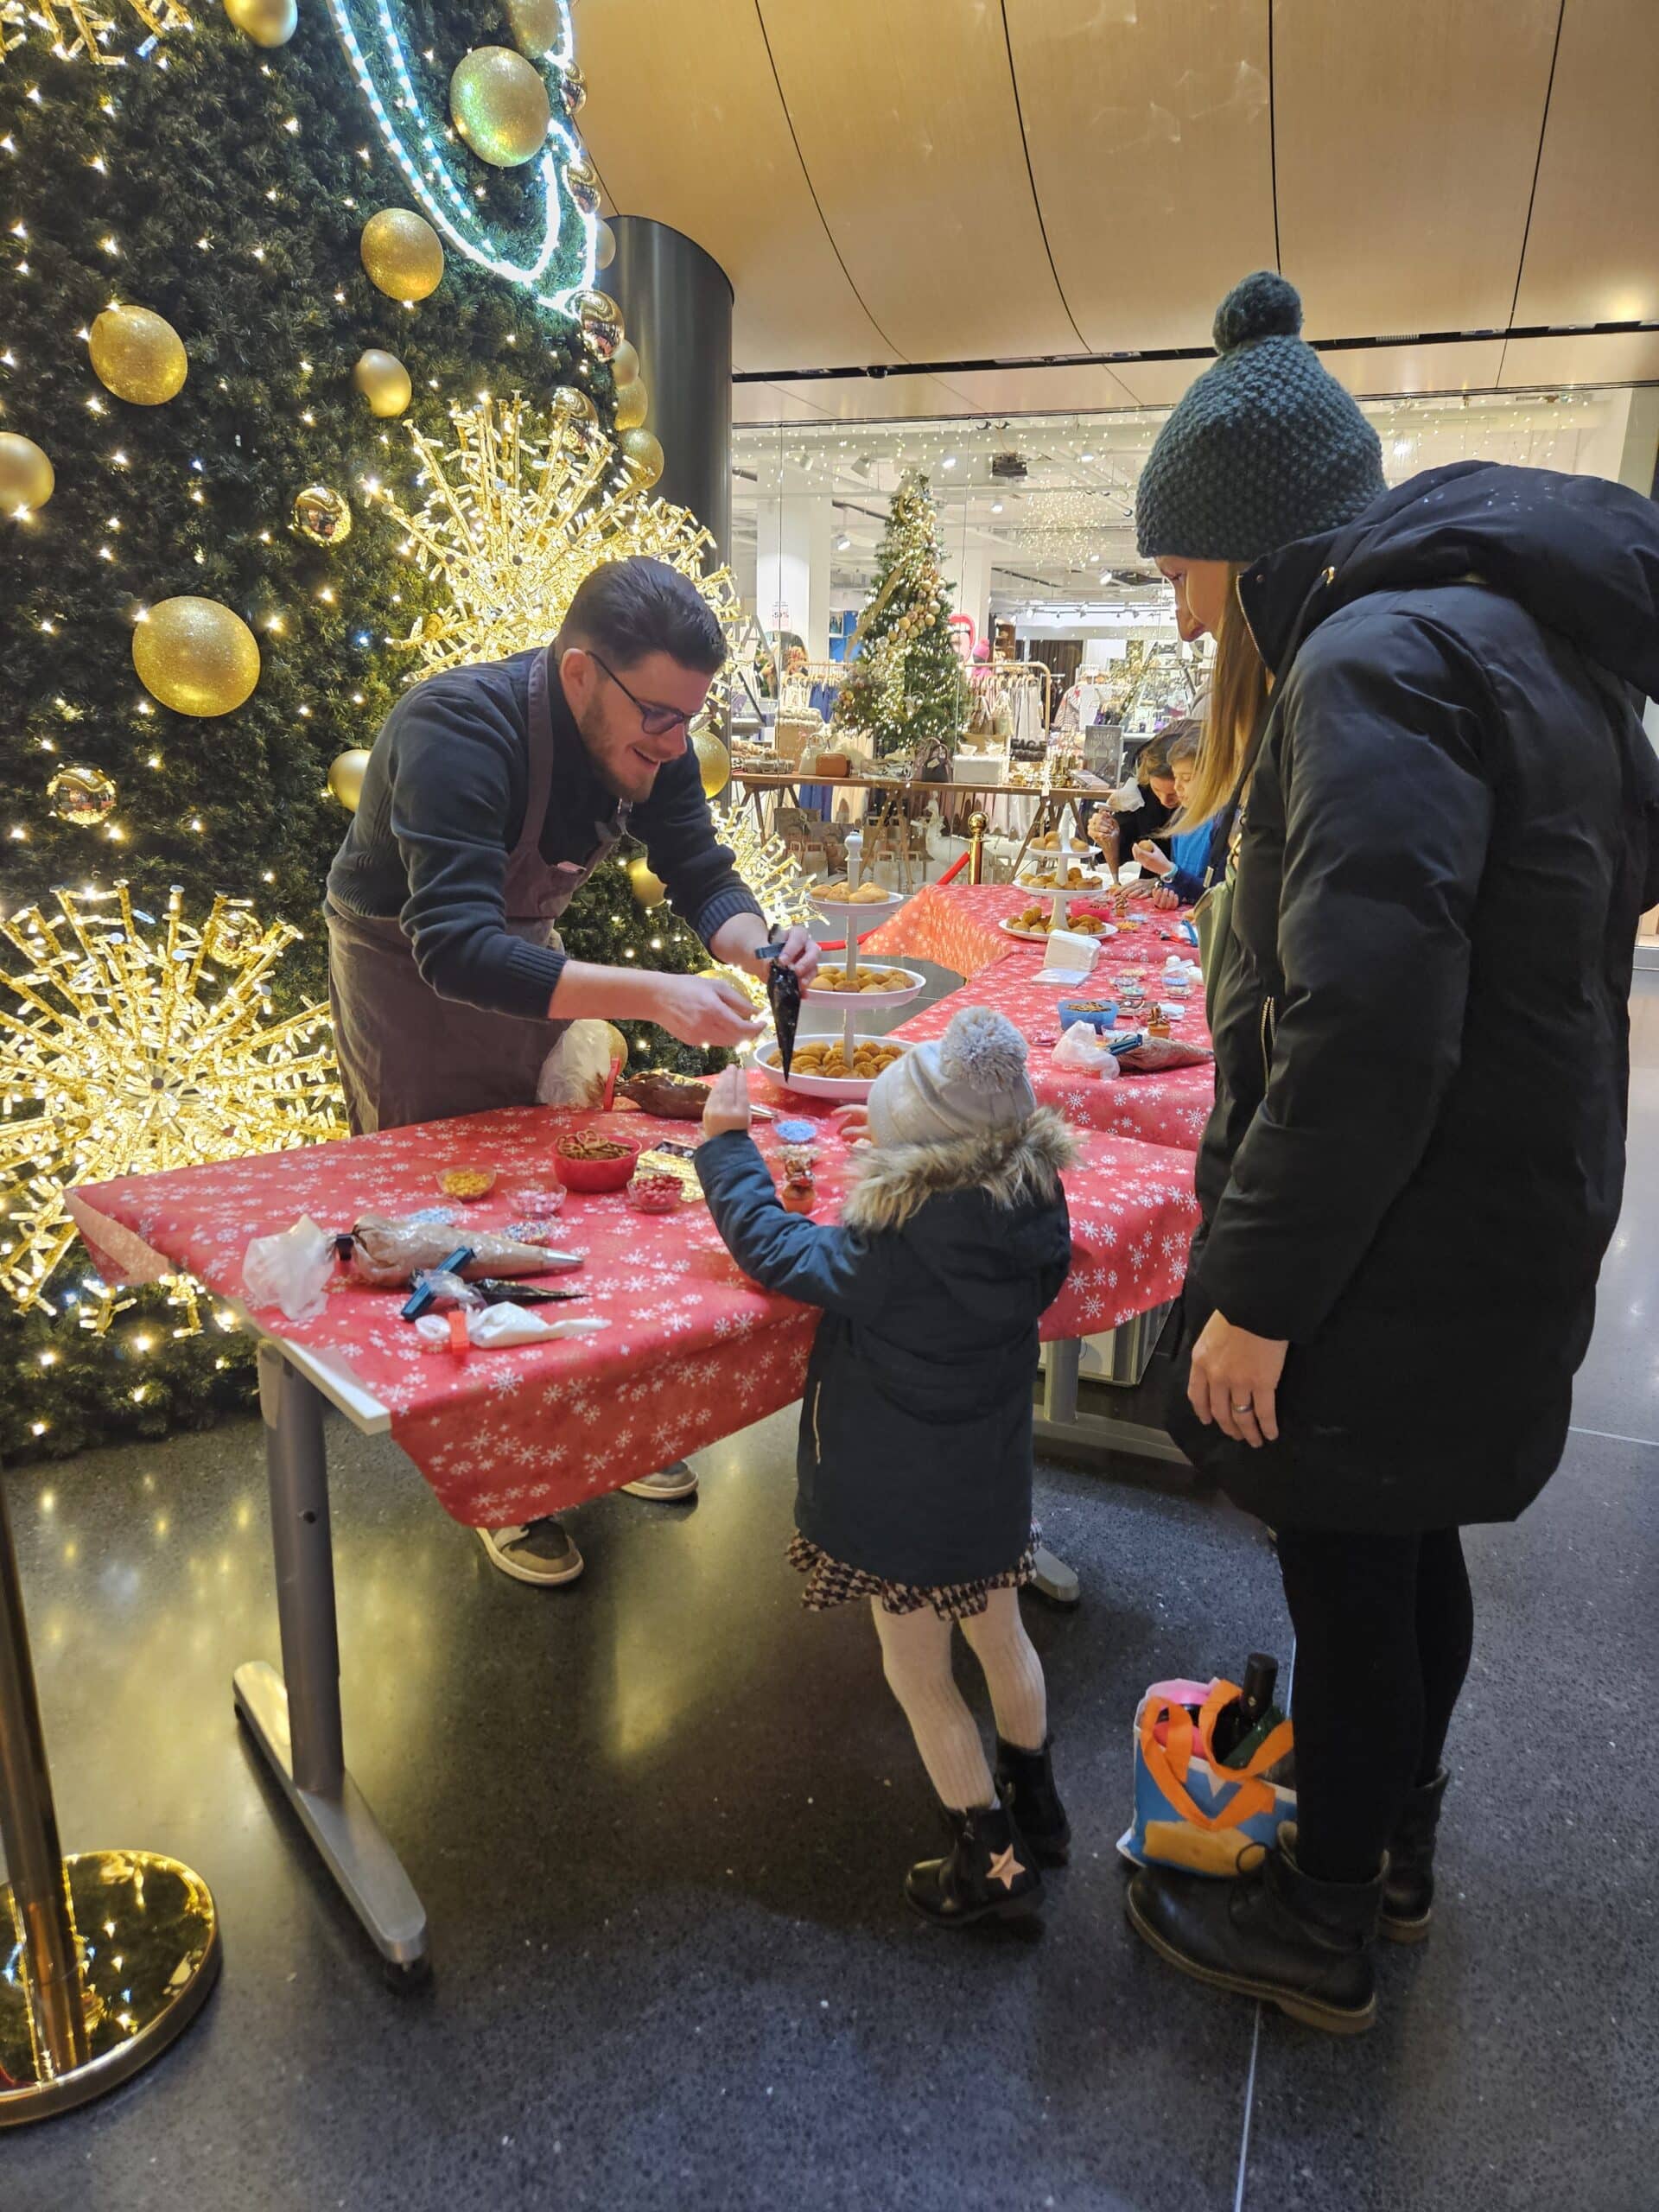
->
xmin=758 ymin=939 xmax=802 ymax=1078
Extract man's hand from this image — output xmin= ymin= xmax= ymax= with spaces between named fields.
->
xmin=645 ymin=972 xmax=765 ymax=1050
xmin=1188 ymin=1313 xmax=1288 ymax=1449
xmin=702 ymin=1061 xmax=753 ymax=1137
xmin=773 ymin=923 xmax=820 ymax=989
xmin=708 ymin=913 xmax=821 ymax=989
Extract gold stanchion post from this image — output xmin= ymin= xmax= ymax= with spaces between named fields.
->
xmin=969 ymin=812 xmax=987 ymax=886
xmin=0 ymin=1473 xmax=220 ymax=2125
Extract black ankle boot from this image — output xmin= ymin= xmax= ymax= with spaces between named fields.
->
xmin=1381 ymin=1768 xmax=1448 ymax=1944
xmin=1126 ymin=1824 xmax=1382 ymax=2036
xmin=906 ymin=1802 xmax=1043 ymax=1928
xmin=995 ymin=1737 xmax=1071 ymax=1866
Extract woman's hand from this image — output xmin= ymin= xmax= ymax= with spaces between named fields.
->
xmin=1188 ymin=1313 xmax=1287 ymax=1449
xmin=702 ymin=1061 xmax=753 ymax=1137
xmin=1149 ymin=885 xmax=1180 ymax=911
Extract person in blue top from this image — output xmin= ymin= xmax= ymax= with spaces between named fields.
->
xmin=1132 ymin=721 xmax=1225 ymax=906
xmin=696 ymin=1009 xmax=1076 ymax=1928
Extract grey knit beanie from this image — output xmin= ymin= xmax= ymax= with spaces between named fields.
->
xmin=1135 ymin=272 xmax=1385 ymax=562
xmin=867 ymin=1006 xmax=1036 ymax=1151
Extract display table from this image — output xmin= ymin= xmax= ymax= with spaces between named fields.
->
xmin=69 ymin=1090 xmax=1197 ymax=1969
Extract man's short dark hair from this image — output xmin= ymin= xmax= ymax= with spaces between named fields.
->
xmin=562 ymin=557 xmax=726 ymax=676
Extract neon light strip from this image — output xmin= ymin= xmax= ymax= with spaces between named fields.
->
xmin=324 ymin=0 xmax=596 ymax=312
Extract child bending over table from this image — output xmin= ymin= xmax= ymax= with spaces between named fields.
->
xmin=696 ymin=1008 xmax=1077 ymax=1927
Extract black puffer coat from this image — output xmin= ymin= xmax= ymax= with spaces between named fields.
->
xmin=1171 ymin=462 xmax=1659 ymax=1532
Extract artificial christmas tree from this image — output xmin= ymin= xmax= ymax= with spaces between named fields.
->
xmin=832 ymin=472 xmax=968 ymax=763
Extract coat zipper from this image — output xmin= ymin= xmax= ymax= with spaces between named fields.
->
xmin=810 ymin=1381 xmax=823 ymax=1464
xmin=1259 ymin=995 xmax=1277 ymax=1090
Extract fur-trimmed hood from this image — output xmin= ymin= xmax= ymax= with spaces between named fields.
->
xmin=842 ymin=1107 xmax=1078 ymax=1236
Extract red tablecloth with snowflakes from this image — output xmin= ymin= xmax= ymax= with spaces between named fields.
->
xmin=69 ymin=1091 xmax=1198 ymax=1529
xmin=854 ymin=882 xmax=1216 ymax=1151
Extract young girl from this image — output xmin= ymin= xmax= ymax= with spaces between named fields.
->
xmin=696 ymin=1008 xmax=1077 ymax=1926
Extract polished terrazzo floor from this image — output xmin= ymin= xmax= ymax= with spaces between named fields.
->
xmin=5 ymin=976 xmax=1656 ymax=2211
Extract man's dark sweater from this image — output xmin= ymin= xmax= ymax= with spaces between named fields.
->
xmin=327 ymin=648 xmax=762 ymax=1019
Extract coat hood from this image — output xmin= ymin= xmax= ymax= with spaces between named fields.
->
xmin=1241 ymin=460 xmax=1659 ymax=697
xmin=842 ymin=1106 xmax=1077 ymax=1238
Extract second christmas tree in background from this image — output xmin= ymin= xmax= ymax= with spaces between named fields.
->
xmin=833 ymin=473 xmax=967 ymax=763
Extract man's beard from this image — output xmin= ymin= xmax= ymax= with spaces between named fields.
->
xmin=574 ymin=698 xmax=654 ymax=802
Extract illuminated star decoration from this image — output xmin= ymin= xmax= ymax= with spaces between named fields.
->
xmin=376 ymin=391 xmax=741 ymax=678
xmin=0 ymin=0 xmax=190 ymax=65
xmin=0 ymin=884 xmax=344 ymax=1313
xmin=324 ymin=0 xmax=594 ymax=307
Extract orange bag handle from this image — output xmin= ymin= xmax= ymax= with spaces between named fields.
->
xmin=1138 ymin=1681 xmax=1294 ymax=1835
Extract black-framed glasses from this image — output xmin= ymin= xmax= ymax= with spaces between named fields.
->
xmin=588 ymin=652 xmax=695 ymax=741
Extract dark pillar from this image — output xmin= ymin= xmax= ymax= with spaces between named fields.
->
xmin=608 ymin=215 xmax=734 ymax=561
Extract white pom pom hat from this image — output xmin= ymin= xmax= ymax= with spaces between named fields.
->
xmin=867 ymin=1005 xmax=1037 ymax=1150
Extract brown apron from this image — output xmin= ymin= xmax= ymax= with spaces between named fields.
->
xmin=326 ymin=649 xmax=624 ymax=1135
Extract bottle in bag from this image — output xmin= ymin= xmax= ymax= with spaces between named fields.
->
xmin=1211 ymin=1652 xmax=1281 ymax=1767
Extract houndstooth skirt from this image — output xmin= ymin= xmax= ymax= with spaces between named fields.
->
xmin=785 ymin=1532 xmax=1039 ymax=1622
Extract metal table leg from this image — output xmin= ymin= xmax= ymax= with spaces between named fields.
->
xmin=233 ymin=1344 xmax=428 ymax=1974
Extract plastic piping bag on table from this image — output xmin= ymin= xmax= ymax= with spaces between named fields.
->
xmin=414 ymin=1306 xmax=610 ymax=1351
xmin=243 ymin=1215 xmax=334 ymax=1322
xmin=347 ymin=1214 xmax=581 ymax=1288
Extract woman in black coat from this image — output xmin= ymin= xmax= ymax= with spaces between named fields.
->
xmin=1123 ymin=272 xmax=1659 ymax=2035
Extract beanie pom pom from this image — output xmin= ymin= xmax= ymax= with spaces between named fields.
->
xmin=938 ymin=1006 xmax=1028 ymax=1094
xmin=1213 ymin=270 xmax=1303 ymax=353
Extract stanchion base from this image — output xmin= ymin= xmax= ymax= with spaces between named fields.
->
xmin=0 ymin=1850 xmax=219 ymax=2126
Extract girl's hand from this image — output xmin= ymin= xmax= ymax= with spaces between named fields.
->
xmin=832 ymin=1103 xmax=871 ymax=1146
xmin=1149 ymin=886 xmax=1179 ymax=911
xmin=702 ymin=1062 xmax=753 ymax=1137
xmin=1134 ymin=841 xmax=1173 ymax=879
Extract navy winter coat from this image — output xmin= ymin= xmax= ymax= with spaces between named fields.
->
xmin=697 ymin=1112 xmax=1074 ymax=1586
xmin=1172 ymin=461 xmax=1659 ymax=1533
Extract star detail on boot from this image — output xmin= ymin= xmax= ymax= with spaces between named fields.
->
xmin=987 ymin=1844 xmax=1027 ymax=1892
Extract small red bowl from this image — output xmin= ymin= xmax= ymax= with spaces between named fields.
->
xmin=553 ymin=1132 xmax=642 ymax=1193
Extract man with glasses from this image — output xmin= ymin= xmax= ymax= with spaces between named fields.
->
xmin=327 ymin=557 xmax=817 ymax=1586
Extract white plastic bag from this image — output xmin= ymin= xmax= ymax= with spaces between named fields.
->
xmin=243 ymin=1215 xmax=334 ymax=1322
xmin=414 ymin=1305 xmax=610 ymax=1351
xmin=1052 ymin=1024 xmax=1121 ymax=1079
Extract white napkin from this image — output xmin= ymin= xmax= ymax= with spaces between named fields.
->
xmin=1039 ymin=930 xmax=1100 ymax=988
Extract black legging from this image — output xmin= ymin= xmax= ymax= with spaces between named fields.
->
xmin=1274 ymin=1526 xmax=1473 ymax=1886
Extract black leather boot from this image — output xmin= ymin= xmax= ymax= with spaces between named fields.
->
xmin=1381 ymin=1768 xmax=1448 ymax=1944
xmin=906 ymin=1802 xmax=1043 ymax=1928
xmin=995 ymin=1737 xmax=1071 ymax=1866
xmin=1125 ymin=1824 xmax=1382 ymax=2035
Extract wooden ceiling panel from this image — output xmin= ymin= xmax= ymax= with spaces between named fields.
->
xmin=569 ymin=0 xmax=896 ymax=372
xmin=1273 ymin=0 xmax=1559 ymax=339
xmin=753 ymin=0 xmax=1079 ymax=363
xmin=1497 ymin=331 xmax=1659 ymax=390
xmin=1003 ymin=0 xmax=1276 ymax=354
xmin=733 ymin=383 xmax=836 ymax=425
xmin=1513 ymin=0 xmax=1659 ymax=326
xmin=925 ymin=363 xmax=1145 ymax=416
xmin=1323 ymin=341 xmax=1510 ymax=400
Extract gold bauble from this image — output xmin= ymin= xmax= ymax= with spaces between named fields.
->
xmin=613 ymin=378 xmax=649 ymax=432
xmin=611 ymin=338 xmax=639 ymax=386
xmin=556 ymin=60 xmax=587 ymax=117
xmin=449 ymin=47 xmax=551 ymax=168
xmin=554 ymin=385 xmax=597 ymax=422
xmin=132 ymin=598 xmax=260 ymax=719
xmin=500 ymin=0 xmax=560 ymax=60
xmin=0 ymin=432 xmax=54 ymax=515
xmin=221 ymin=0 xmax=297 ymax=45
xmin=619 ymin=426 xmax=664 ymax=488
xmin=88 ymin=304 xmax=188 ymax=407
xmin=48 ymin=763 xmax=117 ymax=826
xmin=352 ymin=347 xmax=412 ymax=418
xmin=206 ymin=902 xmax=262 ymax=965
xmin=327 ymin=748 xmax=371 ymax=811
xmin=574 ymin=288 xmax=623 ymax=360
xmin=360 ymin=208 xmax=444 ymax=302
xmin=601 ymin=1020 xmax=628 ymax=1068
xmin=594 ymin=219 xmax=616 ymax=270
xmin=627 ymin=855 xmax=666 ymax=908
xmin=562 ymin=152 xmax=601 ymax=216
xmin=692 ymin=728 xmax=730 ymax=800
xmin=290 ymin=484 xmax=353 ymax=546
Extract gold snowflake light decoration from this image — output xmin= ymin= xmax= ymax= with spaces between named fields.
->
xmin=1 ymin=0 xmax=191 ymax=66
xmin=709 ymin=798 xmax=817 ymax=934
xmin=0 ymin=883 xmax=344 ymax=1312
xmin=378 ymin=393 xmax=741 ymax=678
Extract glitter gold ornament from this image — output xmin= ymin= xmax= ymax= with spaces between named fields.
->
xmin=552 ymin=385 xmax=596 ymax=422
xmin=360 ymin=208 xmax=445 ymax=302
xmin=692 ymin=727 xmax=730 ymax=799
xmin=562 ymin=152 xmax=601 ymax=215
xmin=449 ymin=46 xmax=551 ymax=168
xmin=132 ymin=597 xmax=261 ymax=719
xmin=611 ymin=338 xmax=639 ymax=387
xmin=500 ymin=0 xmax=560 ymax=60
xmin=290 ymin=484 xmax=353 ymax=546
xmin=0 ymin=433 xmax=54 ymax=516
xmin=47 ymin=763 xmax=117 ymax=826
xmin=556 ymin=60 xmax=586 ymax=116
xmin=88 ymin=304 xmax=188 ymax=407
xmin=221 ymin=0 xmax=297 ymax=46
xmin=627 ymin=855 xmax=665 ymax=908
xmin=594 ymin=219 xmax=616 ymax=270
xmin=205 ymin=900 xmax=264 ymax=966
xmin=327 ymin=748 xmax=370 ymax=811
xmin=351 ymin=348 xmax=411 ymax=420
xmin=0 ymin=885 xmax=343 ymax=1312
xmin=619 ymin=426 xmax=664 ymax=488
xmin=613 ymin=379 xmax=649 ymax=432
xmin=573 ymin=288 xmax=623 ymax=360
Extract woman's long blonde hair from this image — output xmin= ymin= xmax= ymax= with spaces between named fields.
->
xmin=1182 ymin=567 xmax=1269 ymax=828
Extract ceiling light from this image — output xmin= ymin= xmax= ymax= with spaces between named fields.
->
xmin=836 ymin=534 xmax=851 ymax=551
xmin=1079 ymin=450 xmax=1096 ymax=463
xmin=942 ymin=454 xmax=957 ymax=469
xmin=990 ymin=500 xmax=1003 ymax=513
